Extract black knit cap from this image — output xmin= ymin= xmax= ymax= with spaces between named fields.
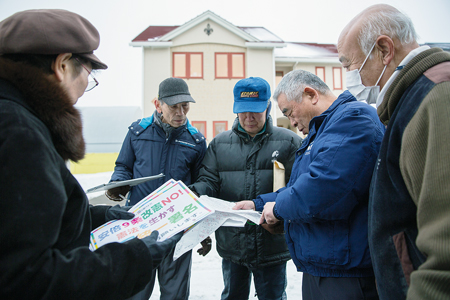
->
xmin=158 ymin=78 xmax=195 ymax=105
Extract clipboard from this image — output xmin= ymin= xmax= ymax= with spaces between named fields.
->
xmin=86 ymin=173 xmax=165 ymax=193
xmin=273 ymin=161 xmax=286 ymax=192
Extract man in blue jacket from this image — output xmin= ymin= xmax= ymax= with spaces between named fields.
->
xmin=235 ymin=70 xmax=384 ymax=299
xmin=106 ymin=77 xmax=207 ymax=300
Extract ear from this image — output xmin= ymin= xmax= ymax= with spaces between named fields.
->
xmin=154 ymin=99 xmax=163 ymax=113
xmin=375 ymin=35 xmax=394 ymax=66
xmin=52 ymin=53 xmax=73 ymax=82
xmin=303 ymin=87 xmax=320 ymax=105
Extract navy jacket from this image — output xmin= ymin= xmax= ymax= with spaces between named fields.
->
xmin=255 ymin=91 xmax=385 ymax=277
xmin=111 ymin=113 xmax=207 ymax=205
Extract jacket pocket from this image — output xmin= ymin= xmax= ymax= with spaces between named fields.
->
xmin=392 ymin=231 xmax=413 ymax=286
xmin=301 ymin=221 xmax=350 ymax=266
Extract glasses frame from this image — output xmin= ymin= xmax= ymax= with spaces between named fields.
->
xmin=74 ymin=57 xmax=99 ymax=92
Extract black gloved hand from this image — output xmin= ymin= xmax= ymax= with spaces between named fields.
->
xmin=105 ymin=205 xmax=135 ymax=221
xmin=197 ymin=236 xmax=212 ymax=256
xmin=105 ymin=184 xmax=130 ymax=202
xmin=141 ymin=231 xmax=183 ymax=269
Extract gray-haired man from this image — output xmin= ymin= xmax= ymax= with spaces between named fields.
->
xmin=338 ymin=4 xmax=450 ymax=299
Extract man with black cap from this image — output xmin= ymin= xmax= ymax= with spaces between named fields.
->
xmin=0 ymin=9 xmax=182 ymax=300
xmin=107 ymin=77 xmax=207 ymax=300
xmin=189 ymin=77 xmax=302 ymax=300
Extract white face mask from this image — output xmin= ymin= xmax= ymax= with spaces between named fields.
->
xmin=346 ymin=42 xmax=387 ymax=104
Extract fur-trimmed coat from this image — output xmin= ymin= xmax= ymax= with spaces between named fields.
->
xmin=0 ymin=58 xmax=153 ymax=300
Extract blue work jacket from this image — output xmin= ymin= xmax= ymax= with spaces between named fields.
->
xmin=255 ymin=91 xmax=385 ymax=277
xmin=111 ymin=114 xmax=207 ymax=205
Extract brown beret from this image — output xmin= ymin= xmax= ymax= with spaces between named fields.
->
xmin=0 ymin=9 xmax=107 ymax=69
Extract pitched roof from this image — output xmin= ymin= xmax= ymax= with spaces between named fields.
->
xmin=130 ymin=11 xmax=339 ymax=62
xmin=131 ymin=11 xmax=283 ymax=43
xmin=237 ymin=27 xmax=283 ymax=43
xmin=132 ymin=26 xmax=179 ymax=42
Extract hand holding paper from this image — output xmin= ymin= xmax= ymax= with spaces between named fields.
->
xmin=141 ymin=231 xmax=183 ymax=268
xmin=173 ymin=196 xmax=262 ymax=260
xmin=232 ymin=200 xmax=255 ymax=211
xmin=89 ymin=180 xmax=213 ymax=251
xmin=105 ymin=185 xmax=130 ymax=201
xmin=260 ymin=201 xmax=278 ymax=225
xmin=104 ymin=205 xmax=135 ymax=221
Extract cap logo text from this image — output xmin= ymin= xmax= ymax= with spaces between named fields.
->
xmin=240 ymin=91 xmax=259 ymax=98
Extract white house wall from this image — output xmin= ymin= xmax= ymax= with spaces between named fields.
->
xmin=246 ymin=47 xmax=277 ymax=120
xmin=143 ymin=47 xmax=171 ymax=116
xmin=169 ymin=43 xmax=246 ymax=141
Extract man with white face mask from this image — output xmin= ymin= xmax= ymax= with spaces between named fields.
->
xmin=345 ymin=42 xmax=387 ymax=105
xmin=338 ymin=4 xmax=450 ymax=300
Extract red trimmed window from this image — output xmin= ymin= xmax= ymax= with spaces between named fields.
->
xmin=213 ymin=121 xmax=228 ymax=137
xmin=315 ymin=67 xmax=325 ymax=82
xmin=215 ymin=53 xmax=245 ymax=79
xmin=173 ymin=52 xmax=203 ymax=79
xmin=191 ymin=121 xmax=206 ymax=137
xmin=333 ymin=67 xmax=343 ymax=90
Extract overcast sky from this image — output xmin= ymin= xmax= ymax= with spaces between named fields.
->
xmin=1 ymin=0 xmax=449 ymax=108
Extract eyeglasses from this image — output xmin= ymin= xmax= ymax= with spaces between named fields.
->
xmin=75 ymin=58 xmax=99 ymax=92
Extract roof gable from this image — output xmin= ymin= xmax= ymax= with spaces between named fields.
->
xmin=130 ymin=10 xmax=285 ymax=45
xmin=160 ymin=10 xmax=258 ymax=42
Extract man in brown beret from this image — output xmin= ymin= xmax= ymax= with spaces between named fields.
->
xmin=0 ymin=9 xmax=181 ymax=300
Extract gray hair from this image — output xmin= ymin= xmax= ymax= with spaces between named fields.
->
xmin=358 ymin=8 xmax=418 ymax=55
xmin=273 ymin=69 xmax=331 ymax=102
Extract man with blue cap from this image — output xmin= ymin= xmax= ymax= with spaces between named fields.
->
xmin=190 ymin=77 xmax=302 ymax=300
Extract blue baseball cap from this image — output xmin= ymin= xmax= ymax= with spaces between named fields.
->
xmin=233 ymin=77 xmax=271 ymax=113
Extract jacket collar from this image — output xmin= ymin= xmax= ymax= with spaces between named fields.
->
xmin=309 ymin=90 xmax=355 ymax=127
xmin=232 ymin=114 xmax=273 ymax=141
xmin=377 ymin=47 xmax=450 ymax=125
xmin=138 ymin=110 xmax=200 ymax=138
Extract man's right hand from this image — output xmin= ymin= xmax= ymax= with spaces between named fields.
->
xmin=141 ymin=231 xmax=183 ymax=269
xmin=233 ymin=200 xmax=255 ymax=210
xmin=105 ymin=184 xmax=130 ymax=202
